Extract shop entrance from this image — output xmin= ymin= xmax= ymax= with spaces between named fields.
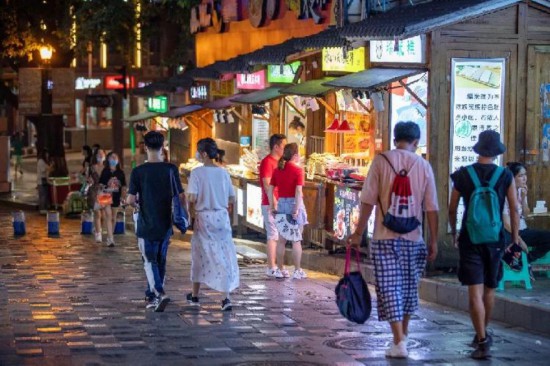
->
xmin=526 ymin=46 xmax=550 ymax=230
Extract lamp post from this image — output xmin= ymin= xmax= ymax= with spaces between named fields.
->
xmin=39 ymin=46 xmax=53 ymax=114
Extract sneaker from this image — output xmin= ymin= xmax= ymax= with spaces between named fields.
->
xmin=267 ymin=268 xmax=285 ymax=279
xmin=186 ymin=293 xmax=200 ymax=307
xmin=95 ymin=232 xmax=102 ymax=243
xmin=145 ymin=297 xmax=157 ymax=309
xmin=266 ymin=267 xmax=279 ymax=277
xmin=469 ymin=330 xmax=493 ymax=348
xmin=385 ymin=341 xmax=408 ymax=358
xmin=221 ymin=298 xmax=232 ymax=311
xmin=471 ymin=336 xmax=492 ymax=360
xmin=280 ymin=269 xmax=290 ymax=278
xmin=154 ymin=295 xmax=170 ymax=312
xmin=106 ymin=237 xmax=115 ymax=247
xmin=292 ymin=269 xmax=308 ymax=280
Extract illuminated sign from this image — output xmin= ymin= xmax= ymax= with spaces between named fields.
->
xmin=104 ymin=75 xmax=135 ymax=90
xmin=190 ymin=84 xmax=209 ymax=100
xmin=267 ymin=61 xmax=300 ymax=83
xmin=147 ymin=95 xmax=168 ymax=113
xmin=75 ymin=77 xmax=101 ymax=90
xmin=236 ymin=70 xmax=266 ymax=90
xmin=370 ymin=36 xmax=425 ymax=64
xmin=322 ymin=47 xmax=365 ymax=73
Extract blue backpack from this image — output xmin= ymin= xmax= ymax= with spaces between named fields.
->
xmin=465 ymin=165 xmax=504 ymax=244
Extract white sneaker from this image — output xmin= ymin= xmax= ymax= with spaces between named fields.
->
xmin=94 ymin=232 xmax=102 ymax=243
xmin=385 ymin=341 xmax=408 ymax=358
xmin=292 ymin=269 xmax=307 ymax=279
xmin=266 ymin=267 xmax=278 ymax=277
xmin=106 ymin=237 xmax=115 ymax=247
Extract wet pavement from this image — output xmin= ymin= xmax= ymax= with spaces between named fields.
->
xmin=1 ymin=210 xmax=550 ymax=365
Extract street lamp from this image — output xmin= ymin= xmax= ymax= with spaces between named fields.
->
xmin=39 ymin=46 xmax=53 ymax=62
xmin=39 ymin=45 xmax=54 ymax=114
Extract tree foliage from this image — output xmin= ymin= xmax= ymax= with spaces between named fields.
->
xmin=0 ymin=0 xmax=201 ymax=70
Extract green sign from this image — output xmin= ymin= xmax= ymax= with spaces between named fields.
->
xmin=267 ymin=61 xmax=301 ymax=83
xmin=147 ymin=95 xmax=168 ymax=113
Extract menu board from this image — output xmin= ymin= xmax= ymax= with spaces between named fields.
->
xmin=252 ymin=117 xmax=270 ymax=159
xmin=341 ymin=111 xmax=375 ymax=157
xmin=333 ymin=186 xmax=374 ymax=240
xmin=246 ymin=183 xmax=263 ymax=229
xmin=450 ymin=58 xmax=505 ymax=230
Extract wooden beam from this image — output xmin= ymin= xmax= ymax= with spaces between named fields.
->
xmin=315 ymin=97 xmax=335 ymax=115
xmin=229 ymin=107 xmax=247 ymax=123
xmin=398 ymin=80 xmax=428 ymax=109
xmin=354 ymin=97 xmax=373 ymax=114
xmin=183 ymin=116 xmax=197 ymax=129
xmin=284 ymin=97 xmax=306 ymax=119
xmin=190 ymin=113 xmax=212 ymax=129
xmin=264 ymin=104 xmax=277 ymax=120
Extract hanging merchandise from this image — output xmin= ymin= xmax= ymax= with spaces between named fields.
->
xmin=308 ymin=98 xmax=320 ymax=112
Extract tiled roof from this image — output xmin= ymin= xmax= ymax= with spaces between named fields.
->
xmin=203 ymin=94 xmax=242 ymax=110
xmin=230 ymin=87 xmax=284 ymax=104
xmin=163 ymin=105 xmax=204 ymax=118
xmin=341 ymin=0 xmax=521 ymax=40
xmin=323 ymin=68 xmax=426 ymax=91
xmin=279 ymin=77 xmax=336 ymax=97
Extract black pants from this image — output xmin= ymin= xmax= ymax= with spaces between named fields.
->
xmin=505 ymin=229 xmax=550 ymax=262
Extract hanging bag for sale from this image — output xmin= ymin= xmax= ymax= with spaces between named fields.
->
xmin=335 ymin=247 xmax=372 ymax=324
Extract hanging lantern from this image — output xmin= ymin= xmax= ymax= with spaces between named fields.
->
xmin=325 ymin=114 xmax=340 ymax=133
xmin=337 ymin=119 xmax=354 ymax=133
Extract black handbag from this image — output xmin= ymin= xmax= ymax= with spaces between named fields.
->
xmin=335 ymin=247 xmax=372 ymax=324
xmin=170 ymin=169 xmax=189 ymax=234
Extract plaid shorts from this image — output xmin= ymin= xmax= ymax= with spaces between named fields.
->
xmin=371 ymin=238 xmax=427 ymax=322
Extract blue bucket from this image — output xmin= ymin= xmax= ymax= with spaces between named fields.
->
xmin=12 ymin=211 xmax=26 ymax=236
xmin=47 ymin=211 xmax=60 ymax=236
xmin=81 ymin=210 xmax=93 ymax=235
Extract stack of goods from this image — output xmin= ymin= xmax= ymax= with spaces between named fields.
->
xmin=240 ymin=149 xmax=260 ymax=175
xmin=306 ymin=153 xmax=342 ymax=177
xmin=179 ymin=159 xmax=202 ymax=172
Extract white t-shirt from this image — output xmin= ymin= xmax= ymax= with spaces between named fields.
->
xmin=187 ymin=166 xmax=235 ymax=211
xmin=37 ymin=159 xmax=48 ymax=185
xmin=360 ymin=149 xmax=439 ymax=242
xmin=504 ymin=191 xmax=528 ymax=230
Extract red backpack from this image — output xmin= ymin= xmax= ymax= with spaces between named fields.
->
xmin=377 ymin=153 xmax=421 ymax=234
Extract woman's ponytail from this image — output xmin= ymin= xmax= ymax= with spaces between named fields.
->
xmin=277 ymin=142 xmax=299 ymax=170
xmin=278 ymin=157 xmax=286 ymax=170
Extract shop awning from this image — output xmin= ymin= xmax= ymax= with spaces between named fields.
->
xmin=230 ymin=87 xmax=284 ymax=104
xmin=279 ymin=78 xmax=336 ymax=97
xmin=323 ymin=68 xmax=426 ymax=91
xmin=340 ymin=0 xmax=520 ymax=40
xmin=124 ymin=111 xmax=159 ymax=123
xmin=203 ymin=94 xmax=242 ymax=110
xmin=163 ymin=105 xmax=204 ymax=119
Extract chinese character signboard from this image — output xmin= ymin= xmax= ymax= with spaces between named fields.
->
xmin=190 ymin=82 xmax=209 ymax=101
xmin=252 ymin=116 xmax=270 ymax=159
xmin=370 ymin=36 xmax=425 ymax=64
xmin=210 ymin=79 xmax=235 ymax=98
xmin=450 ymin=58 xmax=506 ymax=230
xmin=147 ymin=96 xmax=168 ymax=113
xmin=52 ymin=68 xmax=75 ymax=115
xmin=333 ymin=186 xmax=375 ymax=240
xmin=267 ymin=61 xmax=300 ymax=83
xmin=18 ymin=68 xmax=42 ymax=115
xmin=322 ymin=47 xmax=365 ymax=73
xmin=104 ymin=75 xmax=135 ymax=89
xmin=236 ymin=70 xmax=266 ymax=90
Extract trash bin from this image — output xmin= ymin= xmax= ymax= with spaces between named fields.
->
xmin=81 ymin=210 xmax=93 ymax=235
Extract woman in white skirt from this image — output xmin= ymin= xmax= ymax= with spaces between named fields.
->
xmin=186 ymin=138 xmax=239 ymax=311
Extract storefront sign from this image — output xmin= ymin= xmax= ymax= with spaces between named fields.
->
xmin=210 ymin=79 xmax=235 ymax=97
xmin=333 ymin=186 xmax=375 ymax=239
xmin=75 ymin=77 xmax=101 ymax=90
xmin=104 ymin=75 xmax=135 ymax=90
xmin=391 ymin=72 xmax=428 ymax=154
xmin=267 ymin=61 xmax=300 ymax=83
xmin=252 ymin=116 xmax=270 ymax=158
xmin=190 ymin=83 xmax=209 ymax=101
xmin=18 ymin=68 xmax=42 ymax=115
xmin=449 ymin=58 xmax=506 ymax=230
xmin=370 ymin=36 xmax=425 ymax=64
xmin=246 ymin=183 xmax=263 ymax=228
xmin=322 ymin=47 xmax=365 ymax=73
xmin=147 ymin=96 xmax=168 ymax=113
xmin=236 ymin=70 xmax=266 ymax=90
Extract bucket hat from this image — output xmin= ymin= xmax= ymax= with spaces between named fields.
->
xmin=473 ymin=130 xmax=506 ymax=157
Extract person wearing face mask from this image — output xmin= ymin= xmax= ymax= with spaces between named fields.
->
xmin=268 ymin=142 xmax=308 ymax=280
xmin=100 ymin=152 xmax=127 ymax=241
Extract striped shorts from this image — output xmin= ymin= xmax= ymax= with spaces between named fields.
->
xmin=371 ymin=238 xmax=427 ymax=322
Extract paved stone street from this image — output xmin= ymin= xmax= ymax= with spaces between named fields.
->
xmin=1 ymin=209 xmax=550 ymax=365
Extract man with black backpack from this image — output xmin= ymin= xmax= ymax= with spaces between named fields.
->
xmin=348 ymin=121 xmax=439 ymax=359
xmin=449 ymin=130 xmax=520 ymax=360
